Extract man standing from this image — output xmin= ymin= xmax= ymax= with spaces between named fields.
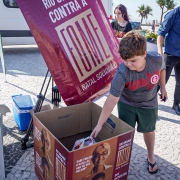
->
xmin=157 ymin=6 xmax=180 ymax=115
xmin=152 ymin=20 xmax=156 ymax=33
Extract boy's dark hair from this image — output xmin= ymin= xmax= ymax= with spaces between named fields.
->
xmin=119 ymin=30 xmax=146 ymax=60
xmin=92 ymin=172 xmax=105 ymax=180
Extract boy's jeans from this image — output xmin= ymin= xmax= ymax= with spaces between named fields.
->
xmin=164 ymin=53 xmax=180 ymax=104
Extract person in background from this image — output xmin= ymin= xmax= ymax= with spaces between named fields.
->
xmin=111 ymin=4 xmax=132 ymax=40
xmin=91 ymin=31 xmax=168 ymax=174
xmin=152 ymin=20 xmax=156 ymax=33
xmin=157 ymin=6 xmax=180 ymax=115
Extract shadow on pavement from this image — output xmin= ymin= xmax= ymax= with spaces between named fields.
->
xmin=128 ymin=143 xmax=180 ymax=179
xmin=0 ymin=46 xmax=48 ymax=77
xmin=3 ymin=124 xmax=33 ymax=176
xmin=158 ymin=116 xmax=180 ymax=124
xmin=6 ymin=82 xmax=52 ymax=104
xmin=158 ymin=104 xmax=177 ymax=114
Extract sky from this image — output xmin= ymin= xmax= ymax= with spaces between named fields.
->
xmin=112 ymin=0 xmax=180 ymax=23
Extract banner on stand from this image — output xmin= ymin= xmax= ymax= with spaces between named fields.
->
xmin=16 ymin=0 xmax=122 ymax=105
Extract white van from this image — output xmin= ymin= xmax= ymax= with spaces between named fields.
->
xmin=0 ymin=0 xmax=113 ymax=45
xmin=0 ymin=0 xmax=35 ymax=45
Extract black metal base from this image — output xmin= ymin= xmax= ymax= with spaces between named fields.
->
xmin=52 ymin=81 xmax=61 ymax=106
xmin=21 ymin=137 xmax=34 ymax=150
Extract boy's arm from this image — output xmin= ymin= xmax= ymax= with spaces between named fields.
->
xmin=159 ymin=69 xmax=168 ymax=100
xmin=157 ymin=35 xmax=164 ymax=55
xmin=91 ymin=65 xmax=125 ymax=137
xmin=91 ymin=94 xmax=119 ymax=138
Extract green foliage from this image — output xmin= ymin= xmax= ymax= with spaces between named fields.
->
xmin=137 ymin=4 xmax=153 ymax=29
xmin=137 ymin=4 xmax=153 ymax=19
xmin=156 ymin=0 xmax=177 ymax=24
xmin=156 ymin=0 xmax=176 ymax=10
xmin=146 ymin=32 xmax=158 ymax=40
xmin=145 ymin=31 xmax=158 ymax=44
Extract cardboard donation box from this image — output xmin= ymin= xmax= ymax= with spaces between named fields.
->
xmin=16 ymin=0 xmax=123 ymax=105
xmin=33 ymin=102 xmax=135 ymax=180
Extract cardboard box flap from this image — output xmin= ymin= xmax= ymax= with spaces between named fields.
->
xmin=30 ymin=104 xmax=52 ymax=116
xmin=34 ymin=102 xmax=92 ymax=139
xmin=91 ymin=103 xmax=134 ymax=141
xmin=91 ymin=103 xmax=102 ymax=128
xmin=100 ymin=113 xmax=134 ymax=140
xmin=41 ymin=104 xmax=52 ymax=111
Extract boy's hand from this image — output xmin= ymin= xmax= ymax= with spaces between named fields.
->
xmin=90 ymin=124 xmax=102 ymax=138
xmin=159 ymin=88 xmax=168 ymax=102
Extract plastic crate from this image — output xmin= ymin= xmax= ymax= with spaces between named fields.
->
xmin=12 ymin=94 xmax=36 ymax=131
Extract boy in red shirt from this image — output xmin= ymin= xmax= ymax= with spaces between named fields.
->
xmin=91 ymin=31 xmax=167 ymax=174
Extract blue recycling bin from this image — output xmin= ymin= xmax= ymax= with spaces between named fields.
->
xmin=12 ymin=94 xmax=36 ymax=131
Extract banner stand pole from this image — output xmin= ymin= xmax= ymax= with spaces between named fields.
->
xmin=0 ymin=33 xmax=6 ymax=83
xmin=21 ymin=70 xmax=61 ymax=150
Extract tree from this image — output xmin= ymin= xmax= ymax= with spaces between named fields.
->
xmin=137 ymin=4 xmax=153 ymax=29
xmin=156 ymin=0 xmax=177 ymax=25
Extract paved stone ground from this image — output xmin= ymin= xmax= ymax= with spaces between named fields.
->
xmin=1 ymin=45 xmax=180 ymax=180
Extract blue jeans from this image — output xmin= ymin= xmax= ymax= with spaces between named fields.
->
xmin=164 ymin=53 xmax=180 ymax=104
